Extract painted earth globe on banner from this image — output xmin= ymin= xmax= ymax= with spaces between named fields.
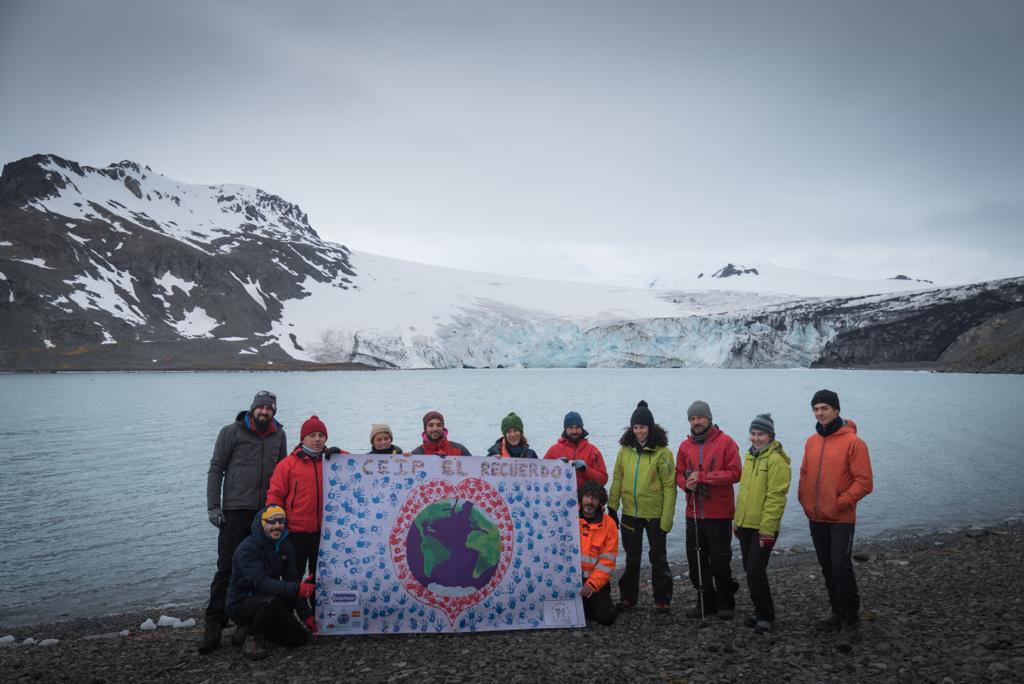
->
xmin=405 ymin=499 xmax=502 ymax=593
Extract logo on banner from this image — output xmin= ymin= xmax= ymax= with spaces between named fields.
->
xmin=389 ymin=478 xmax=514 ymax=622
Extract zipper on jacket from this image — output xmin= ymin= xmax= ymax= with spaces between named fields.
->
xmin=814 ymin=438 xmax=826 ymax=520
xmin=631 ymin=447 xmax=641 ymax=518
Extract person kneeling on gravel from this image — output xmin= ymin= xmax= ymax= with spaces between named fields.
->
xmin=225 ymin=505 xmax=316 ymax=660
xmin=579 ymin=481 xmax=618 ymax=626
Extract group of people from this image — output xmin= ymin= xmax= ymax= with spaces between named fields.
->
xmin=197 ymin=387 xmax=873 ymax=659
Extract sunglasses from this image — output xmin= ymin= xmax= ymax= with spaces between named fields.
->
xmin=264 ymin=518 xmax=287 ymax=526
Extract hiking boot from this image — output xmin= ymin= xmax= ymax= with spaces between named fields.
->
xmin=814 ymin=612 xmax=842 ymax=633
xmin=753 ymin=619 xmax=773 ymax=635
xmin=717 ymin=608 xmax=735 ymax=620
xmin=654 ymin=602 xmax=671 ymax=614
xmin=230 ymin=624 xmax=248 ymax=647
xmin=241 ymin=633 xmax=269 ymax=660
xmin=840 ymin=619 xmax=862 ymax=643
xmin=616 ymin=599 xmax=635 ymax=613
xmin=196 ymin=621 xmax=222 ymax=654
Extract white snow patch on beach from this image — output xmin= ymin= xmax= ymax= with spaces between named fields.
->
xmin=0 ymin=241 xmax=12 ymax=247
xmin=43 ymin=339 xmax=55 ymax=349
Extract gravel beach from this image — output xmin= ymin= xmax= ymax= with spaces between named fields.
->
xmin=3 ymin=520 xmax=1023 ymax=683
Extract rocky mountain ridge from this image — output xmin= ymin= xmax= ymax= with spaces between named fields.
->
xmin=1 ymin=154 xmax=1021 ymax=372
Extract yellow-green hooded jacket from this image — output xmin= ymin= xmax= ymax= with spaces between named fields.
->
xmin=609 ymin=443 xmax=677 ymax=533
xmin=733 ymin=440 xmax=791 ymax=535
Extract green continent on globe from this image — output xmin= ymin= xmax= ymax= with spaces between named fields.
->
xmin=466 ymin=507 xmax=501 ymax=578
xmin=411 ymin=499 xmax=503 ymax=582
xmin=414 ymin=501 xmax=455 ymax=576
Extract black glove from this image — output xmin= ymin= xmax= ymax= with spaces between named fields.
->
xmin=208 ymin=507 xmax=224 ymax=528
xmin=607 ymin=508 xmax=619 ymax=527
xmin=325 ymin=446 xmax=342 ymax=460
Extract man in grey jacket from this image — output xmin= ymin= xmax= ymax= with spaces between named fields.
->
xmin=198 ymin=390 xmax=288 ymax=654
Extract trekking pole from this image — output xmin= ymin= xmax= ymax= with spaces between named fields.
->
xmin=687 ymin=470 xmax=706 ymax=626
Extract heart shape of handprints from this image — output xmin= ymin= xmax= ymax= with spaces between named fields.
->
xmin=389 ymin=478 xmax=514 ymax=624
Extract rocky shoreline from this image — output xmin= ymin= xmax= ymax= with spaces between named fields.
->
xmin=3 ymin=521 xmax=1023 ymax=683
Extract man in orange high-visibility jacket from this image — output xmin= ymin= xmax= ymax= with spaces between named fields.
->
xmin=579 ymin=480 xmax=618 ymax=626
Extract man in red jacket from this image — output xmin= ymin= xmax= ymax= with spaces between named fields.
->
xmin=411 ymin=411 xmax=472 ymax=456
xmin=544 ymin=411 xmax=608 ymax=490
xmin=675 ymin=400 xmax=741 ymax=620
xmin=799 ymin=389 xmax=873 ymax=642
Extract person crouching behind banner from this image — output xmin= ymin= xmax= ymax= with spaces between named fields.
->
xmin=226 ymin=505 xmax=315 ymax=660
xmin=579 ymin=481 xmax=618 ymax=626
xmin=267 ymin=416 xmax=346 ymax=584
xmin=412 ymin=410 xmax=472 ymax=456
xmin=369 ymin=423 xmax=405 ymax=454
xmin=486 ymin=412 xmax=538 ymax=458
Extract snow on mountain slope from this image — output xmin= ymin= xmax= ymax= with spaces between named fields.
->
xmin=3 ymin=154 xmax=1022 ymax=372
xmin=648 ymin=262 xmax=940 ymax=297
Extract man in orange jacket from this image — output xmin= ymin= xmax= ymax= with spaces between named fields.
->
xmin=798 ymin=389 xmax=873 ymax=642
xmin=579 ymin=480 xmax=618 ymax=626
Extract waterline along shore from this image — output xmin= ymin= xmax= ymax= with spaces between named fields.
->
xmin=3 ymin=520 xmax=1023 ymax=683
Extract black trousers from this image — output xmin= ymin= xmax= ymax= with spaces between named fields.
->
xmin=582 ymin=583 xmax=617 ymax=626
xmin=809 ymin=521 xmax=860 ymax=620
xmin=736 ymin=526 xmax=776 ymax=622
xmin=685 ymin=517 xmax=738 ymax=612
xmin=289 ymin=531 xmax=320 ymax=580
xmin=231 ymin=595 xmax=308 ymax=647
xmin=205 ymin=509 xmax=256 ymax=625
xmin=618 ymin=515 xmax=673 ymax=605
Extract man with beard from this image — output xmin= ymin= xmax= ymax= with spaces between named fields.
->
xmin=578 ymin=480 xmax=618 ymax=626
xmin=199 ymin=391 xmax=288 ymax=654
xmin=675 ymin=400 xmax=742 ymax=620
xmin=544 ymin=411 xmax=608 ymax=490
xmin=798 ymin=389 xmax=873 ymax=642
xmin=411 ymin=411 xmax=472 ymax=456
xmin=226 ymin=505 xmax=315 ymax=660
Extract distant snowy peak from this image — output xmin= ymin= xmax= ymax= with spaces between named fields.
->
xmin=705 ymin=263 xmax=760 ymax=279
xmin=2 ymin=154 xmax=326 ymax=255
xmin=648 ymin=262 xmax=939 ymax=298
xmin=889 ymin=274 xmax=934 ymax=284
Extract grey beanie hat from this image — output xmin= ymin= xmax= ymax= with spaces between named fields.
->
xmin=251 ymin=390 xmax=277 ymax=413
xmin=749 ymin=413 xmax=775 ymax=437
xmin=687 ymin=400 xmax=712 ymax=421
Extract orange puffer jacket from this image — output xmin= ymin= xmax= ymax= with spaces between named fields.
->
xmin=798 ymin=419 xmax=873 ymax=524
xmin=266 ymin=446 xmax=325 ymax=534
xmin=579 ymin=512 xmax=618 ymax=592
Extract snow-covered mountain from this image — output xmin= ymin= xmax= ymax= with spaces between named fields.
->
xmin=647 ymin=262 xmax=937 ymax=298
xmin=1 ymin=154 xmax=1022 ymax=372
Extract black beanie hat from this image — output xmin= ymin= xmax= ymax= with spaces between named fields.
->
xmin=251 ymin=390 xmax=277 ymax=414
xmin=630 ymin=400 xmax=655 ymax=428
xmin=811 ymin=389 xmax=840 ymax=412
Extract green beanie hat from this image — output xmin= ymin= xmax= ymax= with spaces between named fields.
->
xmin=500 ymin=412 xmax=524 ymax=435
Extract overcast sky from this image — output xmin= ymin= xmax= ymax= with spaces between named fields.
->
xmin=2 ymin=0 xmax=1022 ymax=286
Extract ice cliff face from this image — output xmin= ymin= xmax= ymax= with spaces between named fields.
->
xmin=1 ymin=154 xmax=1022 ymax=372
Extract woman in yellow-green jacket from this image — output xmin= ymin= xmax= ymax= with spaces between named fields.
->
xmin=608 ymin=401 xmax=677 ymax=613
xmin=733 ymin=413 xmax=792 ymax=634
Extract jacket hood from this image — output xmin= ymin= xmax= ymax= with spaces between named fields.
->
xmin=250 ymin=506 xmax=289 ymax=550
xmin=687 ymin=424 xmax=723 ymax=445
xmin=236 ymin=410 xmax=283 ymax=434
xmin=748 ymin=439 xmax=791 ymax=465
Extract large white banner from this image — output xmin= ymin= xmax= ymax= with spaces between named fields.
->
xmin=315 ymin=454 xmax=585 ymax=634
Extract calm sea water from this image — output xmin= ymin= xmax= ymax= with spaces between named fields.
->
xmin=1 ymin=368 xmax=1022 ymax=626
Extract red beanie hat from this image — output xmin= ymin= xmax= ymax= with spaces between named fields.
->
xmin=422 ymin=410 xmax=444 ymax=429
xmin=301 ymin=415 xmax=328 ymax=440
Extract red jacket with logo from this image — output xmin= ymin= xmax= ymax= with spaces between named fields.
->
xmin=798 ymin=419 xmax=873 ymax=524
xmin=675 ymin=426 xmax=742 ymax=520
xmin=544 ymin=436 xmax=608 ymax=488
xmin=266 ymin=445 xmax=338 ymax=534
